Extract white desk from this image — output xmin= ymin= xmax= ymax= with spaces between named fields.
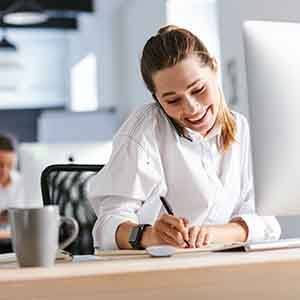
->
xmin=1 ymin=248 xmax=300 ymax=300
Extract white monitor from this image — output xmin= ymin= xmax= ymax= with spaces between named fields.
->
xmin=243 ymin=20 xmax=300 ymax=215
xmin=19 ymin=142 xmax=112 ymax=207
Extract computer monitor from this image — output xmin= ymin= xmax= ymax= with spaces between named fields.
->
xmin=243 ymin=20 xmax=300 ymax=216
xmin=19 ymin=142 xmax=112 ymax=207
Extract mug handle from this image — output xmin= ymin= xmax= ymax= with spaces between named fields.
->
xmin=59 ymin=216 xmax=79 ymax=250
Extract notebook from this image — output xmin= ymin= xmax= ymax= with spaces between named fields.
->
xmin=95 ymin=238 xmax=300 ymax=256
xmin=94 ymin=242 xmax=243 ymax=256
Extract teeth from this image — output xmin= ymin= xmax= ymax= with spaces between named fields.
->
xmin=188 ymin=108 xmax=208 ymax=122
xmin=188 ymin=117 xmax=201 ymax=122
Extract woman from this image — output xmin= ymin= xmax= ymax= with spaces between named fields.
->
xmin=89 ymin=25 xmax=281 ymax=250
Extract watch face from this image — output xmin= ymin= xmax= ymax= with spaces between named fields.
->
xmin=129 ymin=226 xmax=139 ymax=243
xmin=129 ymin=225 xmax=149 ymax=249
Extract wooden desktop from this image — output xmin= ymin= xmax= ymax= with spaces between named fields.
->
xmin=1 ymin=248 xmax=300 ymax=299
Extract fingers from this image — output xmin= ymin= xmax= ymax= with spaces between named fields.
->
xmin=160 ymin=214 xmax=189 ymax=241
xmin=153 ymin=214 xmax=190 ymax=247
xmin=203 ymin=231 xmax=210 ymax=246
xmin=156 ymin=229 xmax=186 ymax=247
xmin=154 ymin=220 xmax=186 ymax=247
xmin=188 ymin=226 xmax=211 ymax=248
xmin=154 ymin=215 xmax=212 ymax=249
xmin=196 ymin=228 xmax=207 ymax=247
xmin=189 ymin=226 xmax=198 ymax=248
xmin=182 ymin=217 xmax=189 ymax=227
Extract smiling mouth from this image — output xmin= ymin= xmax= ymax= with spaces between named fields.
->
xmin=186 ymin=106 xmax=211 ymax=124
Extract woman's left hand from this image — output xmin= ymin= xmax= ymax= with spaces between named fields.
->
xmin=188 ymin=226 xmax=212 ymax=248
xmin=188 ymin=220 xmax=248 ymax=248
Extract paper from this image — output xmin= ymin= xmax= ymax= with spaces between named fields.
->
xmin=94 ymin=243 xmax=246 ymax=257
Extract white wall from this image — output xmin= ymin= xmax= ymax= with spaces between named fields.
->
xmin=67 ymin=0 xmax=125 ymax=111
xmin=167 ymin=0 xmax=220 ymax=63
xmin=218 ymin=0 xmax=300 ymax=117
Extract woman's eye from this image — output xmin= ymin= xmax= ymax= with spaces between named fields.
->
xmin=192 ymin=86 xmax=206 ymax=95
xmin=167 ymin=98 xmax=180 ymax=105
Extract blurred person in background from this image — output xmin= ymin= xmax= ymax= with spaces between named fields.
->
xmin=0 ymin=133 xmax=24 ymax=243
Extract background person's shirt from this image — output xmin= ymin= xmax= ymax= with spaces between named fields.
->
xmin=88 ymin=103 xmax=281 ymax=250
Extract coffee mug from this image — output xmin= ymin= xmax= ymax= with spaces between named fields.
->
xmin=9 ymin=205 xmax=79 ymax=267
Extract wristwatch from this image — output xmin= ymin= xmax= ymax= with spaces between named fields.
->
xmin=128 ymin=224 xmax=151 ymax=249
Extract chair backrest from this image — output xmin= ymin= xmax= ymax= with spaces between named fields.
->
xmin=41 ymin=164 xmax=104 ymax=255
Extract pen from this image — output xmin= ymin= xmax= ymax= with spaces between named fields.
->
xmin=160 ymin=196 xmax=190 ymax=247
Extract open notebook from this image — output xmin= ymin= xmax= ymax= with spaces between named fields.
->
xmin=95 ymin=238 xmax=300 ymax=256
xmin=95 ymin=242 xmax=241 ymax=256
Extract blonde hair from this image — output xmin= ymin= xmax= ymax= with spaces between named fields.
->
xmin=216 ymin=89 xmax=237 ymax=152
xmin=141 ymin=25 xmax=237 ymax=152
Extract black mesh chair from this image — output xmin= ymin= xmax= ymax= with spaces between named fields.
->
xmin=41 ymin=164 xmax=104 ymax=255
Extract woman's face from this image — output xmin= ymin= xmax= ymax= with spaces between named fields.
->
xmin=153 ymin=55 xmax=220 ymax=136
xmin=0 ymin=150 xmax=16 ymax=187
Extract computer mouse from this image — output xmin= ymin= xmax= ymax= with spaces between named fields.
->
xmin=146 ymin=245 xmax=176 ymax=257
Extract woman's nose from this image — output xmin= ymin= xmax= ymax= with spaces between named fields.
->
xmin=183 ymin=97 xmax=201 ymax=114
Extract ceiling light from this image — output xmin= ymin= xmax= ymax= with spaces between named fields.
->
xmin=3 ymin=0 xmax=48 ymax=25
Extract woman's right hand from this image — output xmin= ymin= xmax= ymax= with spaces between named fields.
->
xmin=141 ymin=213 xmax=189 ymax=248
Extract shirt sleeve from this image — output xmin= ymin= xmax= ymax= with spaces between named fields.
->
xmin=230 ymin=116 xmax=281 ymax=242
xmin=88 ymin=134 xmax=165 ymax=250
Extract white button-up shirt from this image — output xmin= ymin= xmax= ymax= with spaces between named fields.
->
xmin=89 ymin=103 xmax=281 ymax=250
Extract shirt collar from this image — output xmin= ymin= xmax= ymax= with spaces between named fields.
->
xmin=183 ymin=122 xmax=221 ymax=142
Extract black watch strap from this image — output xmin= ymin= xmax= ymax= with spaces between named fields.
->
xmin=129 ymin=224 xmax=151 ymax=250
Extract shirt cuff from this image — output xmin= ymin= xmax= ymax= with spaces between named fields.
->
xmin=93 ymin=215 xmax=137 ymax=250
xmin=233 ymin=214 xmax=281 ymax=242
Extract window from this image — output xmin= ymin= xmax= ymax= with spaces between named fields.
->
xmin=70 ymin=53 xmax=98 ymax=112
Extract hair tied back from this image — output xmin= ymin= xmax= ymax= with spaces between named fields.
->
xmin=158 ymin=25 xmax=179 ymax=35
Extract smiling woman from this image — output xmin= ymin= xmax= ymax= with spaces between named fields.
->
xmin=88 ymin=25 xmax=281 ymax=251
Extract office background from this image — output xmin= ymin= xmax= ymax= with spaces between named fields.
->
xmin=0 ymin=0 xmax=298 ymax=237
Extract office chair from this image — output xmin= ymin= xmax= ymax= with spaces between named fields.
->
xmin=41 ymin=164 xmax=104 ymax=255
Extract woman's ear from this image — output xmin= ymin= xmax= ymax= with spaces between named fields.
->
xmin=211 ymin=57 xmax=218 ymax=73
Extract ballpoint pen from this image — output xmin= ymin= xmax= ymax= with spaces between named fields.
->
xmin=160 ymin=196 xmax=190 ymax=247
